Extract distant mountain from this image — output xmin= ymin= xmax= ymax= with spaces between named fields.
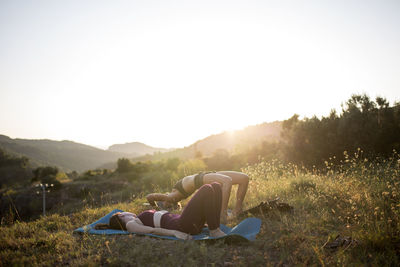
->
xmin=134 ymin=121 xmax=282 ymax=161
xmin=0 ymin=135 xmax=129 ymax=172
xmin=108 ymin=142 xmax=171 ymax=156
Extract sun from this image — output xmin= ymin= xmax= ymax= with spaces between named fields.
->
xmin=226 ymin=129 xmax=237 ymax=137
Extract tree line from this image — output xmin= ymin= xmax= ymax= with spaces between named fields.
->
xmin=122 ymin=94 xmax=399 ymax=171
xmin=280 ymin=94 xmax=400 ymax=167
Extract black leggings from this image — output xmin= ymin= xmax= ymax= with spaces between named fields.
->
xmin=178 ymin=182 xmax=222 ymax=234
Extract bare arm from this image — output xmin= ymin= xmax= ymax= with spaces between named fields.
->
xmin=146 ymin=193 xmax=174 ymax=206
xmin=217 ymin=171 xmax=249 ymax=215
xmin=232 ymin=173 xmax=249 ymax=214
xmin=126 ymin=220 xmax=192 ymax=240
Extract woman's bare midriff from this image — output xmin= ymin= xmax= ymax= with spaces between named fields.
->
xmin=181 ymin=174 xmax=196 ymax=194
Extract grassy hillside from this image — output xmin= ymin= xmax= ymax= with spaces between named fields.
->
xmin=1 ymin=153 xmax=399 ymax=266
xmin=0 ymin=135 xmax=129 ymax=172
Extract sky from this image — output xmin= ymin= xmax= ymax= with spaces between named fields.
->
xmin=1 ymin=0 xmax=400 ymax=149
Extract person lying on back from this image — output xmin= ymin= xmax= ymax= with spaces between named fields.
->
xmin=96 ymin=182 xmax=226 ymax=239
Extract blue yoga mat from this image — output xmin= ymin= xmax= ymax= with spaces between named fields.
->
xmin=74 ymin=209 xmax=261 ymax=241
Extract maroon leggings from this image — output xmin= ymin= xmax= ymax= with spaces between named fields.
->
xmin=178 ymin=182 xmax=222 ymax=234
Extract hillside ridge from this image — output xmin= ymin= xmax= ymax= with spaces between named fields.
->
xmin=0 ymin=121 xmax=282 ymax=171
xmin=108 ymin=141 xmax=171 ymax=155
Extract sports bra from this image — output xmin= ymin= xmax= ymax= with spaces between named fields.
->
xmin=173 ymin=179 xmax=191 ymax=198
xmin=173 ymin=171 xmax=215 ymax=198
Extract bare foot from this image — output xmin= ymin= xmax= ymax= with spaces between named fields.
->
xmin=210 ymin=228 xmax=226 ymax=238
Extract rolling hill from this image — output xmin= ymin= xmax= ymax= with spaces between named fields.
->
xmin=0 ymin=135 xmax=129 ymax=172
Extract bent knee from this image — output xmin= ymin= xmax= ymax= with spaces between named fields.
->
xmin=199 ymin=183 xmax=222 ymax=195
xmin=210 ymin=182 xmax=222 ymax=190
xmin=198 ymin=183 xmax=213 ymax=193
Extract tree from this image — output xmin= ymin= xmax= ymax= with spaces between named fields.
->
xmin=280 ymin=94 xmax=400 ymax=167
xmin=31 ymin=166 xmax=62 ymax=189
xmin=165 ymin=158 xmax=180 ymax=171
xmin=116 ymin=158 xmax=133 ymax=173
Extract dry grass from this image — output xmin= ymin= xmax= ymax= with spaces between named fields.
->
xmin=1 ymin=152 xmax=399 ymax=266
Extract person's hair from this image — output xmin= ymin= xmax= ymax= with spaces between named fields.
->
xmin=94 ymin=212 xmax=127 ymax=231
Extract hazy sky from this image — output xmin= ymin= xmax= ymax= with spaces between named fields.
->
xmin=1 ymin=0 xmax=400 ymax=149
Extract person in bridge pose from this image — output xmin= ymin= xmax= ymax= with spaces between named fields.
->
xmin=146 ymin=171 xmax=249 ymax=222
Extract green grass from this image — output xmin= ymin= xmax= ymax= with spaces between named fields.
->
xmin=1 ymin=154 xmax=399 ymax=266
